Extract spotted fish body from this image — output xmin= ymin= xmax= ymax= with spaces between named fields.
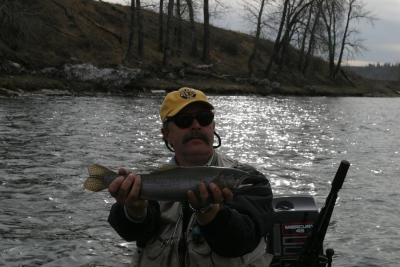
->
xmin=84 ymin=164 xmax=249 ymax=201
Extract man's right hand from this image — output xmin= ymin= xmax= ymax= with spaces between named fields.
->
xmin=108 ymin=168 xmax=148 ymax=219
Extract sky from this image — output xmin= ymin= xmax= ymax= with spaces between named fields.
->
xmin=104 ymin=0 xmax=400 ymax=66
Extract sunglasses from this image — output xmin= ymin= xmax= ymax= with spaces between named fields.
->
xmin=167 ymin=112 xmax=214 ymax=128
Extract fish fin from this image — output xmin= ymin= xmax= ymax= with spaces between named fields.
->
xmin=84 ymin=164 xmax=117 ymax=192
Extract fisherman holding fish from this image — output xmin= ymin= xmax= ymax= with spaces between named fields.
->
xmin=101 ymin=87 xmax=274 ymax=266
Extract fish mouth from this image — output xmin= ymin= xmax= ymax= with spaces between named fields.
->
xmin=183 ymin=132 xmax=210 ymax=145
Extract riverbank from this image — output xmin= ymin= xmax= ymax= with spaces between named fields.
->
xmin=2 ymin=0 xmax=399 ymax=98
xmin=1 ymin=70 xmax=399 ymax=97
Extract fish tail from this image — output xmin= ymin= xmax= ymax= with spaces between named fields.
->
xmin=84 ymin=164 xmax=117 ymax=192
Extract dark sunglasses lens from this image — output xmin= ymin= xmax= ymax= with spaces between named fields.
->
xmin=172 ymin=112 xmax=214 ymax=128
xmin=173 ymin=115 xmax=193 ymax=128
xmin=197 ymin=112 xmax=214 ymax=126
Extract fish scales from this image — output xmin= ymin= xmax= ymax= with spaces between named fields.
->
xmin=84 ymin=164 xmax=249 ymax=201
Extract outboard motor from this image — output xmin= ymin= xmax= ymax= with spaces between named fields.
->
xmin=268 ymin=160 xmax=350 ymax=267
xmin=269 ymin=195 xmax=321 ymax=267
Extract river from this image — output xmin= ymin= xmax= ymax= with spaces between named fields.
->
xmin=0 ymin=95 xmax=399 ymax=266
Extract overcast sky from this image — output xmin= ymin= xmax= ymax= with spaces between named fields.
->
xmin=105 ymin=0 xmax=400 ymax=66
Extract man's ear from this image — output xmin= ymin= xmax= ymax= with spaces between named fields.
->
xmin=161 ymin=127 xmax=169 ymax=141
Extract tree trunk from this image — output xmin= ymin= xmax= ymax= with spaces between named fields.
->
xmin=321 ymin=0 xmax=337 ymax=78
xmin=265 ymin=0 xmax=289 ymax=77
xmin=248 ymin=0 xmax=267 ymax=77
xmin=276 ymin=0 xmax=315 ymax=72
xmin=202 ymin=0 xmax=210 ymax=63
xmin=298 ymin=3 xmax=314 ymax=71
xmin=175 ymin=0 xmax=182 ymax=56
xmin=186 ymin=0 xmax=198 ymax=56
xmin=158 ymin=0 xmax=164 ymax=52
xmin=125 ymin=0 xmax=136 ymax=62
xmin=303 ymin=0 xmax=322 ymax=74
xmin=334 ymin=0 xmax=354 ymax=78
xmin=136 ymin=0 xmax=144 ymax=58
xmin=163 ymin=0 xmax=174 ymax=65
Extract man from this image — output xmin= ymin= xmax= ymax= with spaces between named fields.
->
xmin=108 ymin=87 xmax=274 ymax=266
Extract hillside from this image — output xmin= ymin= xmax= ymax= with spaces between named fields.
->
xmin=0 ymin=0 xmax=399 ymax=96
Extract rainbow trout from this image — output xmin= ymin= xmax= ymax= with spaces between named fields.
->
xmin=84 ymin=164 xmax=250 ymax=201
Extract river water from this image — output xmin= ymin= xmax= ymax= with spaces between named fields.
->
xmin=0 ymin=95 xmax=399 ymax=267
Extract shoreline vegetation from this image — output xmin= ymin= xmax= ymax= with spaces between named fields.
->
xmin=0 ymin=0 xmax=399 ymax=97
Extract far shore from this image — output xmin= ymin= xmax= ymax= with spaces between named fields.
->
xmin=1 ymin=72 xmax=399 ymax=98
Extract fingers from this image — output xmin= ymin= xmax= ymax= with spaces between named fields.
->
xmin=108 ymin=173 xmax=141 ymax=205
xmin=108 ymin=176 xmax=125 ymax=197
xmin=126 ymin=174 xmax=142 ymax=202
xmin=209 ymin=183 xmax=224 ymax=204
xmin=222 ymin=187 xmax=234 ymax=201
xmin=118 ymin=167 xmax=130 ymax=176
xmin=188 ymin=182 xmax=233 ymax=208
xmin=187 ymin=181 xmax=207 ymax=208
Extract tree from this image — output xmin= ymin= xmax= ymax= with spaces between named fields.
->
xmin=202 ymin=0 xmax=210 ymax=62
xmin=333 ymin=0 xmax=371 ymax=78
xmin=264 ymin=0 xmax=290 ymax=77
xmin=136 ymin=0 xmax=144 ymax=57
xmin=244 ymin=0 xmax=268 ymax=77
xmin=163 ymin=0 xmax=175 ymax=65
xmin=320 ymin=0 xmax=372 ymax=79
xmin=175 ymin=0 xmax=183 ymax=56
xmin=186 ymin=0 xmax=198 ymax=56
xmin=264 ymin=0 xmax=316 ymax=77
xmin=302 ymin=0 xmax=323 ymax=74
xmin=124 ymin=0 xmax=144 ymax=62
xmin=158 ymin=0 xmax=164 ymax=52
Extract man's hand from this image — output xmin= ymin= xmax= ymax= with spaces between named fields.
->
xmin=187 ymin=182 xmax=233 ymax=225
xmin=108 ymin=168 xmax=148 ymax=219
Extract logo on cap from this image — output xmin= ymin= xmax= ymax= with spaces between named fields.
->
xmin=180 ymin=88 xmax=197 ymax=99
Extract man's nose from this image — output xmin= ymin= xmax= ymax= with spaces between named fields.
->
xmin=190 ymin=117 xmax=202 ymax=128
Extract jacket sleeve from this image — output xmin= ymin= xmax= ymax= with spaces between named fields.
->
xmin=108 ymin=200 xmax=161 ymax=246
xmin=199 ymin=164 xmax=273 ymax=257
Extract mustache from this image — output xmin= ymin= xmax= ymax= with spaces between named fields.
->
xmin=182 ymin=131 xmax=211 ymax=145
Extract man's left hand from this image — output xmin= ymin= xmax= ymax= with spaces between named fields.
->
xmin=187 ymin=182 xmax=233 ymax=225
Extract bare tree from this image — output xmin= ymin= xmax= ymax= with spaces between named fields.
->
xmin=125 ymin=0 xmax=136 ymax=62
xmin=163 ymin=0 xmax=175 ymax=65
xmin=297 ymin=1 xmax=314 ymax=70
xmin=175 ymin=0 xmax=183 ymax=56
xmin=136 ymin=0 xmax=144 ymax=57
xmin=158 ymin=0 xmax=164 ymax=52
xmin=244 ymin=0 xmax=268 ymax=77
xmin=277 ymin=0 xmax=315 ymax=71
xmin=302 ymin=0 xmax=323 ymax=74
xmin=320 ymin=0 xmax=342 ymax=78
xmin=124 ymin=0 xmax=144 ymax=61
xmin=202 ymin=0 xmax=210 ymax=62
xmin=264 ymin=0 xmax=316 ymax=77
xmin=186 ymin=0 xmax=198 ymax=56
xmin=333 ymin=0 xmax=371 ymax=77
xmin=264 ymin=0 xmax=290 ymax=77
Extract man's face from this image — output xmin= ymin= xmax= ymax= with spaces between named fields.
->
xmin=162 ymin=102 xmax=215 ymax=165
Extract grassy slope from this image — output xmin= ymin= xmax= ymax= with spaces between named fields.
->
xmin=0 ymin=0 xmax=399 ymax=96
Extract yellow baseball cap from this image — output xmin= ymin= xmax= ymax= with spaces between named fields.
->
xmin=160 ymin=87 xmax=214 ymax=122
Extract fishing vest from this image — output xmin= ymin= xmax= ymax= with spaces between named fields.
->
xmin=130 ymin=152 xmax=273 ymax=267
